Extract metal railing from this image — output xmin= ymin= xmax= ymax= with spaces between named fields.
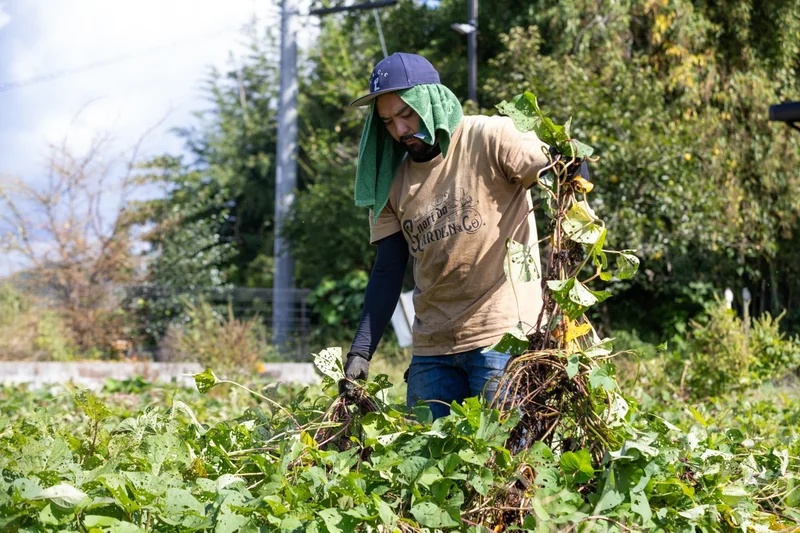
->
xmin=124 ymin=285 xmax=313 ymax=361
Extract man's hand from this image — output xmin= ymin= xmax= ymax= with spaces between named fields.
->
xmin=338 ymin=352 xmax=371 ymax=398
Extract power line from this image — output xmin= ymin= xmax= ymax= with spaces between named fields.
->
xmin=0 ymin=25 xmax=256 ymax=93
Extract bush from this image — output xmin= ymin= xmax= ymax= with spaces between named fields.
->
xmin=162 ymin=298 xmax=267 ymax=374
xmin=307 ymin=270 xmax=369 ymax=342
xmin=749 ymin=311 xmax=800 ymax=381
xmin=681 ymin=297 xmax=800 ymax=398
xmin=686 ymin=298 xmax=752 ymax=397
xmin=33 ymin=310 xmax=79 ymax=362
xmin=0 ymin=284 xmax=80 ymax=361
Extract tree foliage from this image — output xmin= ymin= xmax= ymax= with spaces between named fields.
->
xmin=137 ymin=0 xmax=800 ymax=340
xmin=132 ymin=25 xmax=281 ymax=291
xmin=289 ymin=0 xmax=800 ymax=337
xmin=0 ymin=125 xmax=142 ymax=355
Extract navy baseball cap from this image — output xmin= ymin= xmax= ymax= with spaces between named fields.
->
xmin=349 ymin=52 xmax=440 ymax=107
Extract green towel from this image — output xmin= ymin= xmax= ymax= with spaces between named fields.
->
xmin=354 ymin=83 xmax=463 ymax=221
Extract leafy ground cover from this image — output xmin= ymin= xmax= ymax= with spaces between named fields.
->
xmin=0 ymin=357 xmax=798 ymax=532
xmin=2 ymin=92 xmax=799 ymax=532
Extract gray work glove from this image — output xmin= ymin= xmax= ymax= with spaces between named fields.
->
xmin=338 ymin=352 xmax=370 ymax=398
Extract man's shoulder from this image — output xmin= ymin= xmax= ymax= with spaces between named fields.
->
xmin=460 ymin=114 xmax=515 ymax=141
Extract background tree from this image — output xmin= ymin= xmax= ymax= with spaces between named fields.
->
xmin=287 ymin=0 xmax=800 ymax=339
xmin=0 ymin=123 xmax=146 ymax=355
xmin=137 ymin=0 xmax=800 ymax=345
xmin=128 ymin=26 xmax=284 ymax=342
xmin=132 ymin=26 xmax=281 ymax=291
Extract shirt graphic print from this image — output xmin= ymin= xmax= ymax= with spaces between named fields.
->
xmin=402 ymin=188 xmax=483 ymax=254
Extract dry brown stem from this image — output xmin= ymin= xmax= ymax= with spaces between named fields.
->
xmin=0 ymin=108 xmax=167 ymax=356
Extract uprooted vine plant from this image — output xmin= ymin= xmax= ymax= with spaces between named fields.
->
xmin=489 ymin=92 xmax=639 ymax=461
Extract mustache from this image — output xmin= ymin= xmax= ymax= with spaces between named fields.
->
xmin=400 ymin=133 xmax=424 ymax=143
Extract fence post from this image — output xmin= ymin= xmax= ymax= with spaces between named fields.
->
xmin=742 ymin=287 xmax=751 ymax=340
xmin=724 ymin=288 xmax=734 ymax=309
xmin=300 ymin=290 xmax=308 ymax=361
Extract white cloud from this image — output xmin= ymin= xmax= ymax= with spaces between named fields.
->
xmin=0 ymin=4 xmax=9 ymax=31
xmin=0 ymin=0 xmax=290 ymax=179
xmin=0 ymin=0 xmax=322 ymax=277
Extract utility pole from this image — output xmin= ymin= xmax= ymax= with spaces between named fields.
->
xmin=273 ymin=0 xmax=397 ymax=353
xmin=467 ymin=0 xmax=477 ymax=104
xmin=273 ymin=0 xmax=298 ymax=350
xmin=451 ymin=0 xmax=478 ymax=104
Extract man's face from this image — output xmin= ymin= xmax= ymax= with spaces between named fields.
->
xmin=375 ymin=92 xmax=435 ymax=160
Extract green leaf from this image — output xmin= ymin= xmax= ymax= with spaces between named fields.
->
xmin=317 ymin=509 xmax=343 ymax=533
xmin=582 ymin=338 xmax=614 ymax=358
xmin=410 ymin=502 xmax=460 ymax=528
xmin=171 ymin=400 xmax=208 ymax=436
xmin=498 ymin=91 xmax=589 ymax=157
xmin=374 ymin=495 xmax=398 ymax=530
xmin=531 ymin=498 xmax=552 ymax=521
xmin=678 ymin=505 xmax=709 ymax=521
xmin=193 ymin=368 xmax=219 ymax=394
xmin=560 ymin=449 xmax=595 ymax=483
xmin=496 ymin=94 xmax=539 ymax=133
xmin=721 ymin=484 xmax=748 ymax=505
xmin=589 ymin=365 xmax=616 ymax=391
xmin=74 ymin=390 xmax=112 ymax=422
xmin=630 ymin=489 xmax=652 ymax=523
xmin=483 ymin=323 xmax=529 ymax=356
xmin=313 ymin=347 xmax=345 ymax=382
xmin=38 ymin=503 xmax=71 ymax=526
xmin=591 ymin=228 xmax=608 ymax=269
xmin=562 ymin=201 xmax=604 ymax=245
xmin=84 ymin=516 xmax=145 ymax=533
xmin=593 ymin=488 xmax=624 ymax=515
xmin=164 ymin=487 xmax=204 ymax=516
xmin=559 ymin=138 xmax=595 ymax=158
xmin=615 ymin=252 xmax=639 ymax=280
xmin=216 ymin=512 xmax=249 ymax=533
xmin=569 ymin=280 xmax=600 ymax=307
xmin=398 ymin=456 xmax=428 ymax=484
xmin=607 ymin=393 xmax=630 ymax=427
xmin=280 ymin=517 xmax=304 ymax=532
xmin=365 ymin=373 xmax=393 ymax=396
xmin=471 ymin=467 xmax=495 ymax=496
xmin=33 ymin=483 xmax=88 ymax=508
xmin=504 ymin=239 xmax=540 ymax=283
xmin=566 ymin=353 xmax=581 ymax=379
xmin=547 ymin=278 xmax=611 ymax=320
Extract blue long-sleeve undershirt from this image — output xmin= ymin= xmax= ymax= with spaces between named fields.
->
xmin=349 ymin=231 xmax=409 ymax=359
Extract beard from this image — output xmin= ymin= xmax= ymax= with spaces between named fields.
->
xmin=400 ymin=134 xmax=441 ymax=162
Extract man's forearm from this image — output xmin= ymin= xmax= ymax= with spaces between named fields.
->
xmin=349 ymin=231 xmax=409 ymax=359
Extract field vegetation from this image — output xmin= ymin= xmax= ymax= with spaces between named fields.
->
xmin=1 ymin=1 xmax=800 ymax=530
xmin=2 ymin=89 xmax=799 ymax=532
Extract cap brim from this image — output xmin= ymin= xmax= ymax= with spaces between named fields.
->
xmin=349 ymin=85 xmax=413 ymax=107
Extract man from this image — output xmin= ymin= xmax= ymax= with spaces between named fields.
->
xmin=339 ymin=52 xmax=550 ymax=419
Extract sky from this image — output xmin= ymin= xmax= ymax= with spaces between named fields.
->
xmin=0 ymin=0 xmax=316 ymax=275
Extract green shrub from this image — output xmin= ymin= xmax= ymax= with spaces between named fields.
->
xmin=33 ymin=310 xmax=79 ymax=362
xmin=163 ymin=298 xmax=268 ymax=375
xmin=307 ymin=270 xmax=369 ymax=341
xmin=687 ymin=298 xmax=752 ymax=397
xmin=749 ymin=311 xmax=800 ymax=381
xmin=611 ymin=329 xmax=661 ymax=360
xmin=683 ymin=298 xmax=800 ymax=398
xmin=0 ymin=284 xmax=27 ymax=325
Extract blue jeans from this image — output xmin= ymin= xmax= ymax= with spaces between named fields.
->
xmin=405 ymin=347 xmax=511 ymax=420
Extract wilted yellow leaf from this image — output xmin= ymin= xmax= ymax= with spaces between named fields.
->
xmin=565 ymin=320 xmax=592 ymax=343
xmin=573 ymin=177 xmax=594 ymax=193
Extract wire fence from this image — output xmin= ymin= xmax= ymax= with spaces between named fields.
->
xmin=0 ymin=280 xmax=314 ymax=362
xmin=124 ymin=285 xmax=313 ymax=361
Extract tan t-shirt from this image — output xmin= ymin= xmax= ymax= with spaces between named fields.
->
xmin=370 ymin=115 xmax=549 ymax=355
